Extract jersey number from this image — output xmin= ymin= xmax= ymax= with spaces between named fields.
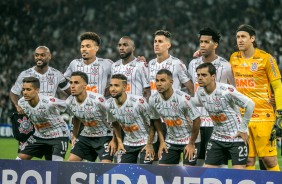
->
xmin=238 ymin=145 xmax=248 ymax=157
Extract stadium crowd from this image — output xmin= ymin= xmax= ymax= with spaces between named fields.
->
xmin=1 ymin=0 xmax=282 ymax=123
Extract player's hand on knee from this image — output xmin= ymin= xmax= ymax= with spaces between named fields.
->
xmin=108 ymin=139 xmax=117 ymax=156
xmin=142 ymin=144 xmax=155 ymax=161
xmin=158 ymin=141 xmax=168 ymax=159
xmin=117 ymin=143 xmax=126 ymax=154
xmin=71 ymin=137 xmax=77 ymax=147
xmin=184 ymin=142 xmax=195 ymax=160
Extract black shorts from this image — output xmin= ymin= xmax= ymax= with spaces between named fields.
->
xmin=159 ymin=142 xmax=200 ymax=165
xmin=198 ymin=127 xmax=213 ymax=159
xmin=20 ymin=135 xmax=68 ymax=159
xmin=205 ymin=140 xmax=248 ymax=166
xmin=18 ymin=141 xmax=52 ymax=160
xmin=117 ymin=145 xmax=154 ymax=164
xmin=71 ymin=136 xmax=113 ymax=162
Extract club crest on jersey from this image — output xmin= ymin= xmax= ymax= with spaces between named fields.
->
xmin=98 ymin=97 xmax=104 ymax=102
xmin=213 ymin=97 xmax=221 ymax=107
xmin=185 ymin=95 xmax=190 ymax=101
xmin=47 ymin=75 xmax=54 ymax=85
xmin=90 ymin=67 xmax=99 ymax=75
xmin=170 ymin=102 xmax=178 ymax=111
xmin=125 ymin=67 xmax=133 ymax=76
xmin=227 ymin=87 xmax=234 ymax=92
xmin=18 ymin=116 xmax=33 ymax=134
xmin=250 ymin=62 xmax=258 ymax=71
xmin=139 ymin=98 xmax=145 ymax=104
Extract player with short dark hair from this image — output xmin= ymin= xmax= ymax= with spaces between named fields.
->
xmin=64 ymin=32 xmax=113 ymax=96
xmin=106 ymin=74 xmax=160 ymax=164
xmin=66 ymin=71 xmax=116 ymax=162
xmin=148 ymin=30 xmax=194 ymax=96
xmin=16 ymin=76 xmax=69 ymax=161
xmin=9 ymin=46 xmax=70 ymax=160
xmin=149 ymin=69 xmax=201 ymax=165
xmin=230 ymin=24 xmax=282 ymax=171
xmin=188 ymin=27 xmax=235 ymax=166
xmin=192 ymin=63 xmax=254 ymax=169
xmin=10 ymin=46 xmax=70 ymax=114
xmin=111 ymin=36 xmax=150 ymax=99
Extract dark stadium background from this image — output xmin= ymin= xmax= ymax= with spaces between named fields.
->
xmin=0 ymin=0 xmax=281 ymax=127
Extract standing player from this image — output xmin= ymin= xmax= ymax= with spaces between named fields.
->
xmin=106 ymin=74 xmax=159 ymax=164
xmin=16 ymin=77 xmax=69 ymax=161
xmin=230 ymin=24 xmax=282 ymax=171
xmin=9 ymin=46 xmax=70 ymax=159
xmin=148 ymin=30 xmax=194 ymax=96
xmin=188 ymin=27 xmax=235 ymax=166
xmin=66 ymin=71 xmax=116 ymax=162
xmin=192 ymin=63 xmax=254 ymax=169
xmin=149 ymin=69 xmax=201 ymax=165
xmin=10 ymin=46 xmax=70 ymax=114
xmin=64 ymin=32 xmax=113 ymax=96
xmin=112 ymin=36 xmax=150 ymax=99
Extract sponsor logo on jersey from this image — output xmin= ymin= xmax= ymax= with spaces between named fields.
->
xmin=227 ymin=87 xmax=234 ymax=92
xmin=122 ymin=124 xmax=140 ymax=132
xmin=185 ymin=95 xmax=190 ymax=101
xmin=50 ymin=98 xmax=56 ymax=102
xmin=139 ymin=98 xmax=145 ymax=104
xmin=250 ymin=62 xmax=258 ymax=71
xmin=252 ymin=113 xmax=259 ymax=118
xmin=235 ymin=78 xmax=255 ymax=88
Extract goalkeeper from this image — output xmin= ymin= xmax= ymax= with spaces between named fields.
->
xmin=230 ymin=24 xmax=282 ymax=171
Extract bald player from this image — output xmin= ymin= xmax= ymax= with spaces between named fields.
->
xmin=111 ymin=36 xmax=150 ymax=99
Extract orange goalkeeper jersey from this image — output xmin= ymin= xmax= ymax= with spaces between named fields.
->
xmin=230 ymin=48 xmax=281 ymax=122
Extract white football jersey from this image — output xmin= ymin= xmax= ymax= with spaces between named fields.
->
xmin=188 ymin=56 xmax=235 ymax=127
xmin=149 ymin=90 xmax=201 ymax=145
xmin=193 ymin=83 xmax=251 ymax=142
xmin=66 ymin=91 xmax=112 ymax=137
xmin=11 ymin=66 xmax=69 ymax=97
xmin=18 ymin=95 xmax=69 ymax=139
xmin=148 ymin=55 xmax=190 ymax=95
xmin=111 ymin=58 xmax=150 ymax=96
xmin=106 ymin=94 xmax=155 ymax=146
xmin=64 ymin=58 xmax=113 ymax=95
